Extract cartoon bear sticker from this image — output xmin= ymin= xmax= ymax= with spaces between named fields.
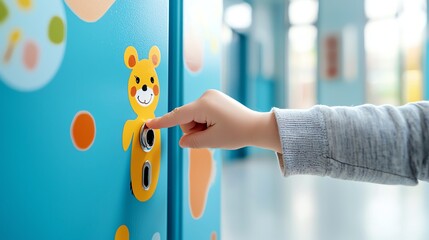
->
xmin=122 ymin=46 xmax=161 ymax=202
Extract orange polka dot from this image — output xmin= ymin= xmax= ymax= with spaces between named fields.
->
xmin=115 ymin=225 xmax=129 ymax=240
xmin=189 ymin=148 xmax=214 ymax=219
xmin=71 ymin=111 xmax=96 ymax=151
xmin=211 ymin=232 xmax=217 ymax=240
xmin=184 ymin=27 xmax=204 ymax=73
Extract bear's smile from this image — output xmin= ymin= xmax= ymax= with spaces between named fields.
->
xmin=137 ymin=94 xmax=153 ymax=105
xmin=135 ymin=87 xmax=154 ymax=107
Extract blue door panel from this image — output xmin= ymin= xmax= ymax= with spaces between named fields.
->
xmin=0 ymin=1 xmax=169 ymax=239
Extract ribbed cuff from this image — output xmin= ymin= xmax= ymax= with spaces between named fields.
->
xmin=272 ymin=107 xmax=330 ymax=177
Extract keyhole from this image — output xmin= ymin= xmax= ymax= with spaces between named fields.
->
xmin=143 ymin=161 xmax=151 ymax=190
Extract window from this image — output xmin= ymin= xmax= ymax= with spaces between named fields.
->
xmin=287 ymin=0 xmax=319 ymax=109
xmin=365 ymin=0 xmax=426 ymax=105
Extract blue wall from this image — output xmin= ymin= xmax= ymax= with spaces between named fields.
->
xmin=317 ymin=0 xmax=366 ymax=105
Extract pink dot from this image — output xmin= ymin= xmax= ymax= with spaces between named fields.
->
xmin=23 ymin=40 xmax=39 ymax=70
xmin=184 ymin=28 xmax=204 ymax=73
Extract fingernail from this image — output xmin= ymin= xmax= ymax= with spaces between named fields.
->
xmin=145 ymin=119 xmax=154 ymax=129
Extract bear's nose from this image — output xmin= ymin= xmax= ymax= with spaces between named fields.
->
xmin=142 ymin=84 xmax=147 ymax=91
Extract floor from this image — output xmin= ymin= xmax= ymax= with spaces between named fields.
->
xmin=221 ymin=154 xmax=429 ymax=240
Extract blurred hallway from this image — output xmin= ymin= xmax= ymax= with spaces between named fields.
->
xmin=221 ymin=0 xmax=429 ymax=238
xmin=222 ymin=155 xmax=429 ymax=240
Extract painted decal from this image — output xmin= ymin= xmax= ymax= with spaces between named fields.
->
xmin=70 ymin=111 xmax=96 ymax=151
xmin=122 ymin=45 xmax=162 ymax=202
xmin=0 ymin=1 xmax=9 ymax=23
xmin=184 ymin=24 xmax=204 ymax=73
xmin=48 ymin=16 xmax=65 ymax=44
xmin=0 ymin=0 xmax=66 ymax=91
xmin=4 ymin=29 xmax=21 ymax=63
xmin=152 ymin=232 xmax=161 ymax=240
xmin=189 ymin=148 xmax=216 ymax=219
xmin=65 ymin=0 xmax=115 ymax=22
xmin=114 ymin=225 xmax=161 ymax=240
xmin=115 ymin=225 xmax=129 ymax=240
xmin=16 ymin=0 xmax=31 ymax=10
xmin=183 ymin=0 xmax=222 ymax=73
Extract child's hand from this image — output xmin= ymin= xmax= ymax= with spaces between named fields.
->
xmin=146 ymin=89 xmax=281 ymax=152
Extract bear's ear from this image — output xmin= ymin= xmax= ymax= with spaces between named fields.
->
xmin=149 ymin=46 xmax=161 ymax=68
xmin=124 ymin=46 xmax=138 ymax=69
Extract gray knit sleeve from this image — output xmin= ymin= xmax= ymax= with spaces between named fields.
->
xmin=272 ymin=102 xmax=429 ymax=185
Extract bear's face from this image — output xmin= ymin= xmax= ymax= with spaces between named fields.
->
xmin=124 ymin=46 xmax=161 ymax=115
xmin=128 ymin=60 xmax=159 ymax=111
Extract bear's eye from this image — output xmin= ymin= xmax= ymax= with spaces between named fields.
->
xmin=134 ymin=75 xmax=140 ymax=84
xmin=150 ymin=77 xmax=154 ymax=84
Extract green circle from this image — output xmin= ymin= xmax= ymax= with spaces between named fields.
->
xmin=48 ymin=16 xmax=65 ymax=44
xmin=0 ymin=0 xmax=8 ymax=24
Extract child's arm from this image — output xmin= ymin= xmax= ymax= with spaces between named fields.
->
xmin=147 ymin=89 xmax=429 ymax=186
xmin=122 ymin=120 xmax=135 ymax=151
xmin=146 ymin=89 xmax=281 ymax=152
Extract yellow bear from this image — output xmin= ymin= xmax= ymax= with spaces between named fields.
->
xmin=122 ymin=46 xmax=161 ymax=202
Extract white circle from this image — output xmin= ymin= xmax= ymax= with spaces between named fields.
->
xmin=0 ymin=0 xmax=66 ymax=92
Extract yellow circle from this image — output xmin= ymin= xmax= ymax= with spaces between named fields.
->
xmin=10 ymin=29 xmax=21 ymax=44
xmin=17 ymin=0 xmax=32 ymax=10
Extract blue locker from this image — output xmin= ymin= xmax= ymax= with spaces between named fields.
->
xmin=168 ymin=0 xmax=222 ymax=239
xmin=0 ymin=1 xmax=169 ymax=239
xmin=182 ymin=0 xmax=222 ymax=239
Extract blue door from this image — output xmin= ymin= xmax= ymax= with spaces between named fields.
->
xmin=181 ymin=0 xmax=222 ymax=239
xmin=167 ymin=0 xmax=222 ymax=239
xmin=0 ymin=1 xmax=169 ymax=239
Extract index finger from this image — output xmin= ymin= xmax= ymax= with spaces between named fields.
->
xmin=146 ymin=102 xmax=196 ymax=129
